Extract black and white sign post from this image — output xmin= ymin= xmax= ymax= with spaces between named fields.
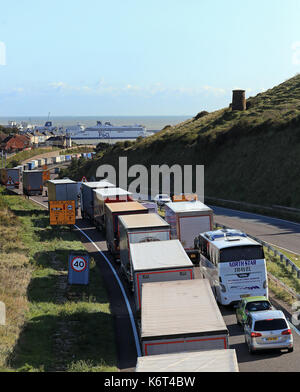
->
xmin=68 ymin=253 xmax=90 ymax=285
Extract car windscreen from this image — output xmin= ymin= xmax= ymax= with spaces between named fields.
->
xmin=254 ymin=318 xmax=288 ymax=331
xmin=245 ymin=301 xmax=271 ymax=312
xmin=219 ymin=245 xmax=264 ymax=262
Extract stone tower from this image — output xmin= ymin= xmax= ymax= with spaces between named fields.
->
xmin=232 ymin=90 xmax=246 ymax=111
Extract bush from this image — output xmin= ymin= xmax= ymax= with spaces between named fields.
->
xmin=193 ymin=111 xmax=209 ymax=121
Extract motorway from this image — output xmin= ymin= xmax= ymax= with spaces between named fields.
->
xmin=29 ymin=196 xmax=300 ymax=372
xmin=16 ymin=163 xmax=300 ymax=372
xmin=211 ymin=205 xmax=300 ymax=255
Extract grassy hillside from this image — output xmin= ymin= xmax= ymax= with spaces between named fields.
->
xmin=60 ymin=74 xmax=300 ymax=208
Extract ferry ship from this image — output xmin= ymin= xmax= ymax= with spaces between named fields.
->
xmin=65 ymin=121 xmax=151 ymax=140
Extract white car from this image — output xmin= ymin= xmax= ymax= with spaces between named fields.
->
xmin=154 ymin=194 xmax=171 ymax=206
xmin=244 ymin=310 xmax=293 ymax=354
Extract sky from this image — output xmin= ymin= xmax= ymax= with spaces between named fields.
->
xmin=0 ymin=0 xmax=299 ymax=116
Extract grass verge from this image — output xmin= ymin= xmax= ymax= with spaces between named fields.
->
xmin=6 ymin=147 xmax=59 ymax=168
xmin=265 ymin=248 xmax=300 ymax=305
xmin=59 ymin=146 xmax=95 ymax=155
xmin=0 ymin=187 xmax=117 ymax=372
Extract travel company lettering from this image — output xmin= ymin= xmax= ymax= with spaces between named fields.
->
xmin=229 ymin=260 xmax=257 ymax=268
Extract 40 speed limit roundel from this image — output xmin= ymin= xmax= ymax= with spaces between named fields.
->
xmin=71 ymin=256 xmax=87 ymax=272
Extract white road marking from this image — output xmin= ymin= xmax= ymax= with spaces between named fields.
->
xmin=73 ymin=224 xmax=142 ymax=357
xmin=29 ymin=197 xmax=48 ymax=209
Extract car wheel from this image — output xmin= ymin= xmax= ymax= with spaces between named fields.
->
xmin=288 ymin=347 xmax=294 ymax=353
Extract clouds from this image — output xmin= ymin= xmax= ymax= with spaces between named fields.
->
xmin=47 ymin=80 xmax=229 ymax=98
xmin=0 ymin=78 xmax=265 ymax=116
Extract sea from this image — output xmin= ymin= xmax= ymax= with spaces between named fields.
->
xmin=0 ymin=116 xmax=190 ymax=144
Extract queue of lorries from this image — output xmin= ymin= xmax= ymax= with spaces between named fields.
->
xmin=0 ymin=166 xmax=294 ymax=371
xmin=0 ymin=152 xmax=94 ymax=194
xmin=65 ymin=180 xmax=293 ymax=370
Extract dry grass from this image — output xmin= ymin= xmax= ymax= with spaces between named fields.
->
xmin=0 ymin=200 xmax=32 ymax=369
xmin=0 ymin=188 xmax=117 ymax=372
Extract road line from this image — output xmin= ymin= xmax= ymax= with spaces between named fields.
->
xmin=29 ymin=197 xmax=47 ymax=209
xmin=74 ymin=224 xmax=142 ymax=357
xmin=28 ymin=196 xmax=142 ymax=357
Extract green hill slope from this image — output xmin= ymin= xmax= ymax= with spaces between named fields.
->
xmin=61 ymin=74 xmax=300 ymax=208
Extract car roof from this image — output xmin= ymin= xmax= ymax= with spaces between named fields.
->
xmin=250 ymin=310 xmax=285 ymax=321
xmin=165 ymin=201 xmax=212 ymax=213
xmin=244 ymin=296 xmax=269 ymax=303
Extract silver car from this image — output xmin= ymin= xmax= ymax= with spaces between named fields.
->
xmin=244 ymin=310 xmax=293 ymax=354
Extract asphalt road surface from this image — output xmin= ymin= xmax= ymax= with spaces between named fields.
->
xmin=211 ymin=205 xmax=300 ymax=255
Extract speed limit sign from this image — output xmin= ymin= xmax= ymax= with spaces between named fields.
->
xmin=68 ymin=253 xmax=90 ymax=285
xmin=71 ymin=256 xmax=87 ymax=272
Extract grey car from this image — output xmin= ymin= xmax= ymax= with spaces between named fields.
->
xmin=244 ymin=310 xmax=293 ymax=354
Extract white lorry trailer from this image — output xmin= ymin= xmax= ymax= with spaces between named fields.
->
xmin=81 ymin=181 xmax=115 ymax=221
xmin=140 ymin=279 xmax=229 ymax=356
xmin=130 ymin=240 xmax=195 ymax=313
xmin=164 ymin=200 xmax=214 ymax=264
xmin=136 ymin=349 xmax=239 ymax=372
xmin=93 ymin=187 xmax=133 ymax=230
xmin=105 ymin=201 xmax=148 ymax=260
xmin=119 ymin=213 xmax=170 ymax=288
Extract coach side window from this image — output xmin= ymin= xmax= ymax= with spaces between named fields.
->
xmin=200 ymin=237 xmax=210 ymax=261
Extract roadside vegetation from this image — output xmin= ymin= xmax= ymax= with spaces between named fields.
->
xmin=0 ymin=187 xmax=117 ymax=372
xmin=0 ymin=126 xmax=18 ymax=136
xmin=265 ymin=248 xmax=300 ymax=306
xmin=59 ymin=146 xmax=95 ymax=155
xmin=61 ymin=74 xmax=300 ymax=210
xmin=5 ymin=147 xmax=59 ymax=168
xmin=0 ymin=192 xmax=31 ymax=371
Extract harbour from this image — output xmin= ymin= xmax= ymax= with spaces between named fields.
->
xmin=0 ymin=116 xmax=190 ymax=145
